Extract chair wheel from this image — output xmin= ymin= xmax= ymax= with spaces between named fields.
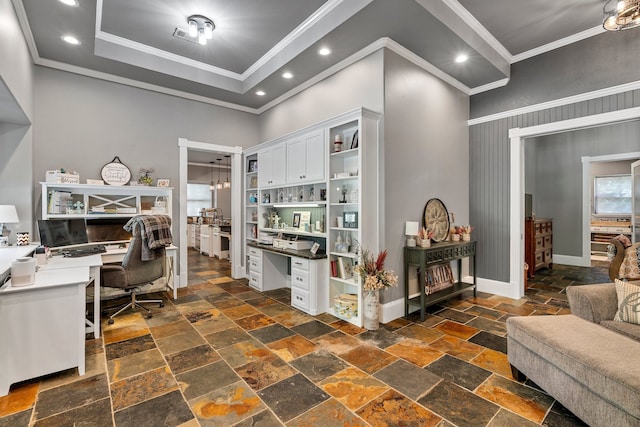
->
xmin=108 ymin=319 xmax=114 ymax=325
xmin=159 ymin=302 xmax=165 ymax=308
xmin=146 ymin=313 xmax=153 ymax=319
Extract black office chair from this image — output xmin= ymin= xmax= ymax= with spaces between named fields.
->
xmin=100 ymin=219 xmax=169 ymax=324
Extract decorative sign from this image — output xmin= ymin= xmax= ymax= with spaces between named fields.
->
xmin=101 ymin=156 xmax=131 ymax=186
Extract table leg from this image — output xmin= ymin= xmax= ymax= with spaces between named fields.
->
xmin=91 ymin=266 xmax=101 ymax=338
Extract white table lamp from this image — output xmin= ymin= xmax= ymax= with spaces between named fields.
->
xmin=0 ymin=205 xmax=19 ymax=238
xmin=405 ymin=221 xmax=419 ymax=247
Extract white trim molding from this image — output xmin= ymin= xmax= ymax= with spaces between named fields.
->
xmin=512 ymin=26 xmax=605 ymax=63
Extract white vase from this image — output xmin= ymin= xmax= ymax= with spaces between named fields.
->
xmin=363 ymin=289 xmax=380 ymax=330
xmin=452 ymin=233 xmax=460 ymax=242
xmin=462 ymin=233 xmax=471 ymax=241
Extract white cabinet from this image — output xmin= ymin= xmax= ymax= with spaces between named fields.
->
xmin=200 ymin=227 xmax=210 ymax=256
xmin=258 ymin=143 xmax=286 ymax=188
xmin=290 ymin=256 xmax=327 ymax=315
xmin=286 ymin=130 xmax=325 ymax=184
xmin=248 ymin=246 xmax=263 ymax=291
xmin=188 ymin=224 xmax=197 ymax=247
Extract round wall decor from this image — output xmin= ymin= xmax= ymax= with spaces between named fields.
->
xmin=101 ymin=156 xmax=131 ymax=186
xmin=422 ymin=198 xmax=450 ymax=242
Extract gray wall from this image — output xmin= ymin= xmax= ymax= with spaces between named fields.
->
xmin=528 ymin=123 xmax=640 ymax=257
xmin=0 ymin=0 xmax=35 ymax=244
xmin=469 ymin=30 xmax=640 ymax=283
xmin=258 ymin=50 xmax=384 ymax=142
xmin=383 ymin=49 xmax=469 ymax=303
xmin=188 ymin=164 xmax=232 ymax=218
xmin=471 ymin=30 xmax=640 ymax=119
xmin=34 ymin=67 xmax=259 ymax=252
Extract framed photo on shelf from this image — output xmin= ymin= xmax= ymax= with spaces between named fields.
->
xmin=350 ymin=130 xmax=359 ymax=149
xmin=248 ymin=159 xmax=258 ymax=173
xmin=292 ymin=212 xmax=301 ymax=228
xmin=343 ymin=211 xmax=358 ymax=228
xmin=292 ymin=211 xmax=311 ymax=229
xmin=249 ymin=175 xmax=258 ymax=188
xmin=157 ymin=179 xmax=170 ymax=187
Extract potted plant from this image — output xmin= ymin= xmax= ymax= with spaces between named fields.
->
xmin=417 ymin=227 xmax=434 ymax=248
xmin=355 ymin=249 xmax=398 ymax=330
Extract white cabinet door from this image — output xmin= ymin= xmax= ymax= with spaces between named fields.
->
xmin=271 ymin=144 xmax=287 ymax=186
xmin=304 ymin=131 xmax=325 ymax=182
xmin=286 ymin=137 xmax=306 ymax=184
xmin=257 ymin=143 xmax=286 ymax=187
xmin=286 ymin=131 xmax=325 ymax=184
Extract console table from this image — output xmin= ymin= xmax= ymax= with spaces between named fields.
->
xmin=404 ymin=240 xmax=476 ymax=321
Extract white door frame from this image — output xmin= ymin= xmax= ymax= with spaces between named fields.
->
xmin=509 ymin=106 xmax=640 ymax=299
xmin=632 ymin=159 xmax=640 ymax=244
xmin=178 ymin=138 xmax=244 ymax=287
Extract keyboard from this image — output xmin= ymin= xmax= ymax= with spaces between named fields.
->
xmin=61 ymin=245 xmax=107 ymax=258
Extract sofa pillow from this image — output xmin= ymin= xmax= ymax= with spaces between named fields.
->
xmin=617 ymin=243 xmax=640 ymax=280
xmin=614 ymin=234 xmax=632 ymax=248
xmin=614 ymin=279 xmax=640 ymax=325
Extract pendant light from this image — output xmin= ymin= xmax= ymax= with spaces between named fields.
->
xmin=216 ymin=158 xmax=223 ymax=190
xmin=223 ymin=155 xmax=231 ymax=189
xmin=209 ymin=161 xmax=215 ymax=191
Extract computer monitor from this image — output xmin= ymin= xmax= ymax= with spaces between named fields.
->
xmin=37 ymin=218 xmax=89 ymax=248
xmin=85 ymin=218 xmax=132 ymax=244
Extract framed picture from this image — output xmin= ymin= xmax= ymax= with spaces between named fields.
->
xmin=343 ymin=211 xmax=358 ymax=228
xmin=310 ymin=242 xmax=320 ymax=255
xmin=248 ymin=159 xmax=258 ymax=173
xmin=157 ymin=179 xmax=170 ymax=187
xmin=292 ymin=211 xmax=311 ymax=229
xmin=249 ymin=175 xmax=258 ymax=188
xmin=350 ymin=130 xmax=359 ymax=149
xmin=292 ymin=212 xmax=301 ymax=228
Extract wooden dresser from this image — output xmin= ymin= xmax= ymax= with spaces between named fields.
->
xmin=525 ymin=218 xmax=553 ymax=278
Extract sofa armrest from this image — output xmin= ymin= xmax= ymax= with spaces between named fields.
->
xmin=566 ymin=284 xmax=618 ymax=323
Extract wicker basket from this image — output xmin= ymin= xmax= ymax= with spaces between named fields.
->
xmin=334 ymin=293 xmax=358 ymax=318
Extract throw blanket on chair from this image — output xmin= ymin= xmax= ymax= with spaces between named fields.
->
xmin=124 ymin=215 xmax=173 ymax=261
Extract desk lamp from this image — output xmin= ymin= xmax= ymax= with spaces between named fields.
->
xmin=405 ymin=221 xmax=419 ymax=247
xmin=0 ymin=205 xmax=19 ymax=239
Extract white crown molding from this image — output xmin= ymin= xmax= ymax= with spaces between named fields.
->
xmin=468 ymin=78 xmax=509 ymax=95
xmin=11 ymin=0 xmax=39 ymax=62
xmin=34 ymin=57 xmax=259 ymax=114
xmin=511 ymin=26 xmax=605 ymax=63
xmin=468 ymin=79 xmax=640 ymax=126
xmin=441 ymin=0 xmax=513 ymax=63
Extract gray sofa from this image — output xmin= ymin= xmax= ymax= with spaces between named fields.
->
xmin=506 ymin=283 xmax=640 ymax=427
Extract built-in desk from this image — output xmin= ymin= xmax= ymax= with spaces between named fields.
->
xmin=247 ymin=242 xmax=327 ymax=315
xmin=0 ymin=266 xmax=89 ymax=396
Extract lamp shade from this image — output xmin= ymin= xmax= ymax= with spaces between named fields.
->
xmin=405 ymin=221 xmax=419 ymax=236
xmin=0 ymin=205 xmax=19 ymax=223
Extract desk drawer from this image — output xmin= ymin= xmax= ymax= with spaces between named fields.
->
xmin=291 ymin=287 xmax=310 ymax=311
xmin=248 ymin=247 xmax=262 ymax=258
xmin=291 ymin=257 xmax=309 ymax=271
xmin=249 ymin=272 xmax=262 ymax=290
xmin=291 ymin=268 xmax=309 ymax=291
xmin=249 ymin=255 xmax=262 ymax=273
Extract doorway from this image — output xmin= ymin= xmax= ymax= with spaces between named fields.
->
xmin=178 ymin=138 xmax=243 ymax=288
xmin=509 ymin=106 xmax=640 ymax=299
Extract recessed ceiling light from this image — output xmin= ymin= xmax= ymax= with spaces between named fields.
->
xmin=318 ymin=47 xmax=331 ymax=56
xmin=282 ymin=72 xmax=293 ymax=79
xmin=58 ymin=0 xmax=79 ymax=6
xmin=256 ymin=90 xmax=266 ymax=96
xmin=454 ymin=54 xmax=468 ymax=63
xmin=61 ymin=35 xmax=81 ymax=45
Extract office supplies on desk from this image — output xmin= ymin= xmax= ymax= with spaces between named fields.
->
xmin=10 ymin=257 xmax=36 ymax=286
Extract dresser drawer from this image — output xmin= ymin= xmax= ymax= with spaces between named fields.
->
xmin=535 ymin=236 xmax=543 ymax=248
xmin=249 ymin=255 xmax=262 ymax=273
xmin=291 ymin=268 xmax=309 ymax=291
xmin=249 ymin=272 xmax=262 ymax=290
xmin=543 ymin=235 xmax=552 ymax=247
xmin=291 ymin=287 xmax=310 ymax=311
xmin=248 ymin=247 xmax=262 ymax=258
xmin=291 ymin=257 xmax=309 ymax=271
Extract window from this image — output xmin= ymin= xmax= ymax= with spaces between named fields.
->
xmin=187 ymin=183 xmax=212 ymax=216
xmin=594 ymin=175 xmax=632 ymax=215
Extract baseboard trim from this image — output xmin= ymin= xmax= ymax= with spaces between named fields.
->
xmin=552 ymin=254 xmax=587 ymax=267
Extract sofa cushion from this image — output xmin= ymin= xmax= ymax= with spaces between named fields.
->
xmin=614 ymin=279 xmax=640 ymax=325
xmin=507 ymin=314 xmax=640 ymax=419
xmin=600 ymin=320 xmax=640 ymax=341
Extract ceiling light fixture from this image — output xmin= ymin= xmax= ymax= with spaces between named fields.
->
xmin=282 ymin=72 xmax=293 ymax=79
xmin=216 ymin=158 xmax=223 ymax=190
xmin=318 ymin=47 xmax=331 ymax=56
xmin=187 ymin=14 xmax=215 ymax=45
xmin=603 ymin=0 xmax=640 ymax=30
xmin=62 ymin=35 xmax=81 ymax=45
xmin=59 ymin=0 xmax=79 ymax=6
xmin=209 ymin=161 xmax=215 ymax=191
xmin=223 ymin=155 xmax=231 ymax=189
xmin=454 ymin=53 xmax=468 ymax=63
xmin=256 ymin=90 xmax=266 ymax=96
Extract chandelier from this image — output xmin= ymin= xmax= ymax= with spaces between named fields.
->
xmin=223 ymin=155 xmax=231 ymax=189
xmin=216 ymin=158 xmax=223 ymax=190
xmin=188 ymin=14 xmax=214 ymax=45
xmin=603 ymin=0 xmax=640 ymax=31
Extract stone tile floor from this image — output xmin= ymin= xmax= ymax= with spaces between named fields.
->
xmin=0 ymin=252 xmax=611 ymax=426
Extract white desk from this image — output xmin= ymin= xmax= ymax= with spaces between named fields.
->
xmin=0 ymin=266 xmax=89 ymax=396
xmin=0 ymin=244 xmax=39 ymax=279
xmin=42 ymin=245 xmax=178 ymax=338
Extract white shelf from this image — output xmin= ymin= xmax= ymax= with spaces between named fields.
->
xmin=330 ymin=176 xmax=358 ymax=182
xmin=330 ymin=227 xmax=359 ymax=232
xmin=330 ymin=202 xmax=358 ymax=207
xmin=330 ymin=276 xmax=359 ymax=286
xmin=260 ymin=227 xmax=327 ymax=238
xmin=329 ymin=251 xmax=358 ymax=258
xmin=330 ymin=148 xmax=359 ymax=158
